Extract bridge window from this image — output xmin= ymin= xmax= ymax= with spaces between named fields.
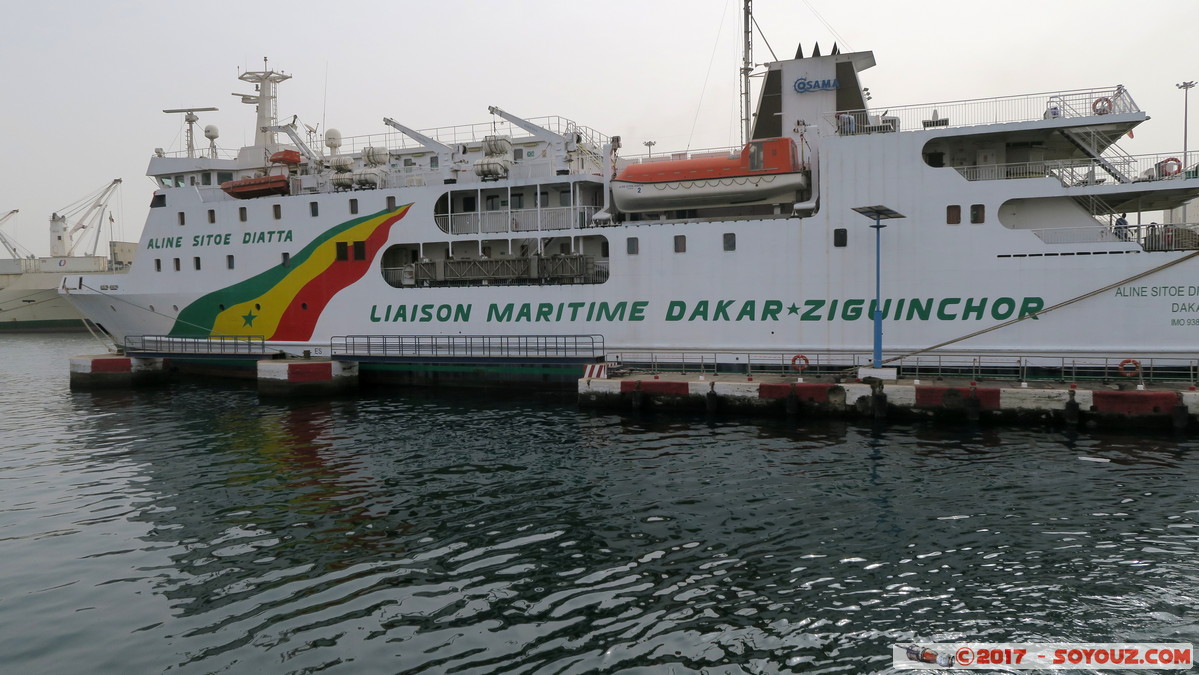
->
xmin=151 ymin=194 xmax=166 ymax=208
xmin=201 ymin=173 xmax=212 ymax=186
xmin=217 ymin=171 xmax=233 ymax=184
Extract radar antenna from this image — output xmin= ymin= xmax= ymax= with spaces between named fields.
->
xmin=162 ymin=107 xmax=219 ymax=158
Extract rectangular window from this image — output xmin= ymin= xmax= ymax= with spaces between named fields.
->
xmin=207 ymin=209 xmax=215 ymax=224
xmin=273 ymin=204 xmax=282 ymax=220
xmin=239 ymin=206 xmax=247 ymax=222
xmin=834 ymin=228 xmax=848 ymax=247
xmin=155 ymin=258 xmax=162 ymax=272
xmin=970 ymin=204 xmax=985 ymax=224
xmin=387 ymin=196 xmax=396 ymax=210
xmin=353 ymin=241 xmax=367 ymax=260
xmin=627 ymin=237 xmax=639 ymax=255
xmin=538 ymin=192 xmax=549 ymax=208
xmin=723 ymin=233 xmax=736 ymax=251
xmin=674 ymin=235 xmax=686 ymax=253
xmin=485 ymin=195 xmax=499 ymax=210
xmin=462 ymin=196 xmax=477 ymax=212
xmin=226 ymin=254 xmax=235 ymax=270
xmin=150 ymin=193 xmax=166 ymax=208
xmin=201 ymin=173 xmax=212 ymax=186
xmin=177 ymin=212 xmax=185 ymax=226
xmin=217 ymin=171 xmax=233 ymax=184
xmin=336 ymin=241 xmax=349 ymax=261
xmin=349 ymin=198 xmax=358 ymax=215
xmin=601 ymin=241 xmax=609 ymax=257
xmin=430 ymin=156 xmax=439 ymax=169
xmin=310 ymin=201 xmax=319 ymax=217
xmin=281 ymin=252 xmax=290 ymax=267
xmin=559 ymin=191 xmax=571 ymax=207
xmin=193 ymin=256 xmax=201 ymax=270
xmin=511 ymin=193 xmax=524 ymax=209
xmin=559 ymin=242 xmax=571 ymax=255
xmin=173 ymin=258 xmax=181 ymax=271
xmin=947 ymin=205 xmax=961 ymax=225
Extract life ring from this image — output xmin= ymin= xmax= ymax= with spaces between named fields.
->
xmin=1118 ymin=358 xmax=1141 ymax=377
xmin=1160 ymin=157 xmax=1182 ymax=176
xmin=58 ymin=259 xmax=66 ymax=266
xmin=1092 ymin=97 xmax=1113 ymax=115
xmin=790 ymin=354 xmax=810 ymax=371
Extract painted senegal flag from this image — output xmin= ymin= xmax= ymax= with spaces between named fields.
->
xmin=170 ymin=204 xmax=412 ymax=340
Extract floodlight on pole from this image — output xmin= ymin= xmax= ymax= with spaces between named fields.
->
xmin=851 ymin=205 xmax=906 ymax=370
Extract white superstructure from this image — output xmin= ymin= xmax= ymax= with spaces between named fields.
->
xmin=59 ymin=46 xmax=1199 ymax=371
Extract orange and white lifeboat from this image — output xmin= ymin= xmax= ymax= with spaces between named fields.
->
xmin=612 ymin=137 xmax=808 ymax=212
xmin=220 ymin=174 xmax=290 ymax=199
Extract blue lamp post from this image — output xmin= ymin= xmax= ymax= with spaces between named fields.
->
xmin=852 ymin=205 xmax=905 ymax=369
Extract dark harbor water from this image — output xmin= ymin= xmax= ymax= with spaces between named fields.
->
xmin=1 ymin=334 xmax=1197 ymax=674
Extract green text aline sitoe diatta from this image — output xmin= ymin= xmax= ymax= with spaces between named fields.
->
xmin=368 ymin=297 xmax=1045 ymax=324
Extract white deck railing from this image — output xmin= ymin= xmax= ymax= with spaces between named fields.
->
xmin=955 ymin=153 xmax=1197 ymax=185
xmin=826 ymin=86 xmax=1139 ymax=135
xmin=436 ymin=205 xmax=599 ymax=234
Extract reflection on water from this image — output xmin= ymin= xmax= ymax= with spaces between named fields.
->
xmin=0 ymin=334 xmax=1196 ymax=673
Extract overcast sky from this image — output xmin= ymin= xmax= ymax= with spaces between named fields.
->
xmin=2 ymin=0 xmax=1196 ymax=255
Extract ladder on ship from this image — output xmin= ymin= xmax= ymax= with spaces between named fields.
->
xmin=1057 ymin=129 xmax=1133 ymax=184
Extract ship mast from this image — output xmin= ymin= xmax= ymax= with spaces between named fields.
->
xmin=741 ymin=0 xmax=753 ymax=144
xmin=234 ymin=57 xmax=291 ymax=149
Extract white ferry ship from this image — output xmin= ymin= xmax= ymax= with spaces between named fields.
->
xmin=60 ymin=37 xmax=1199 ymax=381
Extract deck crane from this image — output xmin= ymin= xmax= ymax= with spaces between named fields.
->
xmin=0 ymin=209 xmax=27 ymax=259
xmin=51 ymin=179 xmax=122 ymax=257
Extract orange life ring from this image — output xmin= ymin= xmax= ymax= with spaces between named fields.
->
xmin=791 ymin=354 xmax=810 ymax=371
xmin=1118 ymin=359 xmax=1141 ymax=377
xmin=1161 ymin=157 xmax=1182 ymax=176
xmin=1092 ymin=97 xmax=1113 ymax=115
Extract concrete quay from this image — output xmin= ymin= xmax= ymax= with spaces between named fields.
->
xmin=577 ymin=371 xmax=1199 ymax=431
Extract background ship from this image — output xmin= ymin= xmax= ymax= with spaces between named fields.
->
xmin=1 ymin=180 xmax=135 ymax=331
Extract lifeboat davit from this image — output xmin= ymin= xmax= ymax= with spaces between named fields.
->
xmin=611 ymin=137 xmax=808 ymax=212
xmin=220 ymin=174 xmax=290 ymax=199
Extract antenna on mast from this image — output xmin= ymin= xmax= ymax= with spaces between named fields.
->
xmin=163 ymin=107 xmax=219 ymax=158
xmin=741 ymin=0 xmax=754 ymax=145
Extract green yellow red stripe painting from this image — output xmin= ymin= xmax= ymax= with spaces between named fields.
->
xmin=170 ymin=204 xmax=411 ymax=340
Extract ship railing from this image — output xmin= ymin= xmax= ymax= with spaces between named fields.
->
xmin=332 ymin=116 xmax=608 ymax=155
xmin=436 ymin=206 xmax=598 ymax=234
xmin=124 ymin=335 xmax=267 ymax=355
xmin=1028 ymin=222 xmax=1199 ymax=250
xmin=604 ymin=349 xmax=1199 ymax=384
xmin=331 ymin=334 xmax=605 ymax=360
xmin=955 ymin=153 xmax=1197 ymax=185
xmin=826 ymin=85 xmax=1138 ymax=136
